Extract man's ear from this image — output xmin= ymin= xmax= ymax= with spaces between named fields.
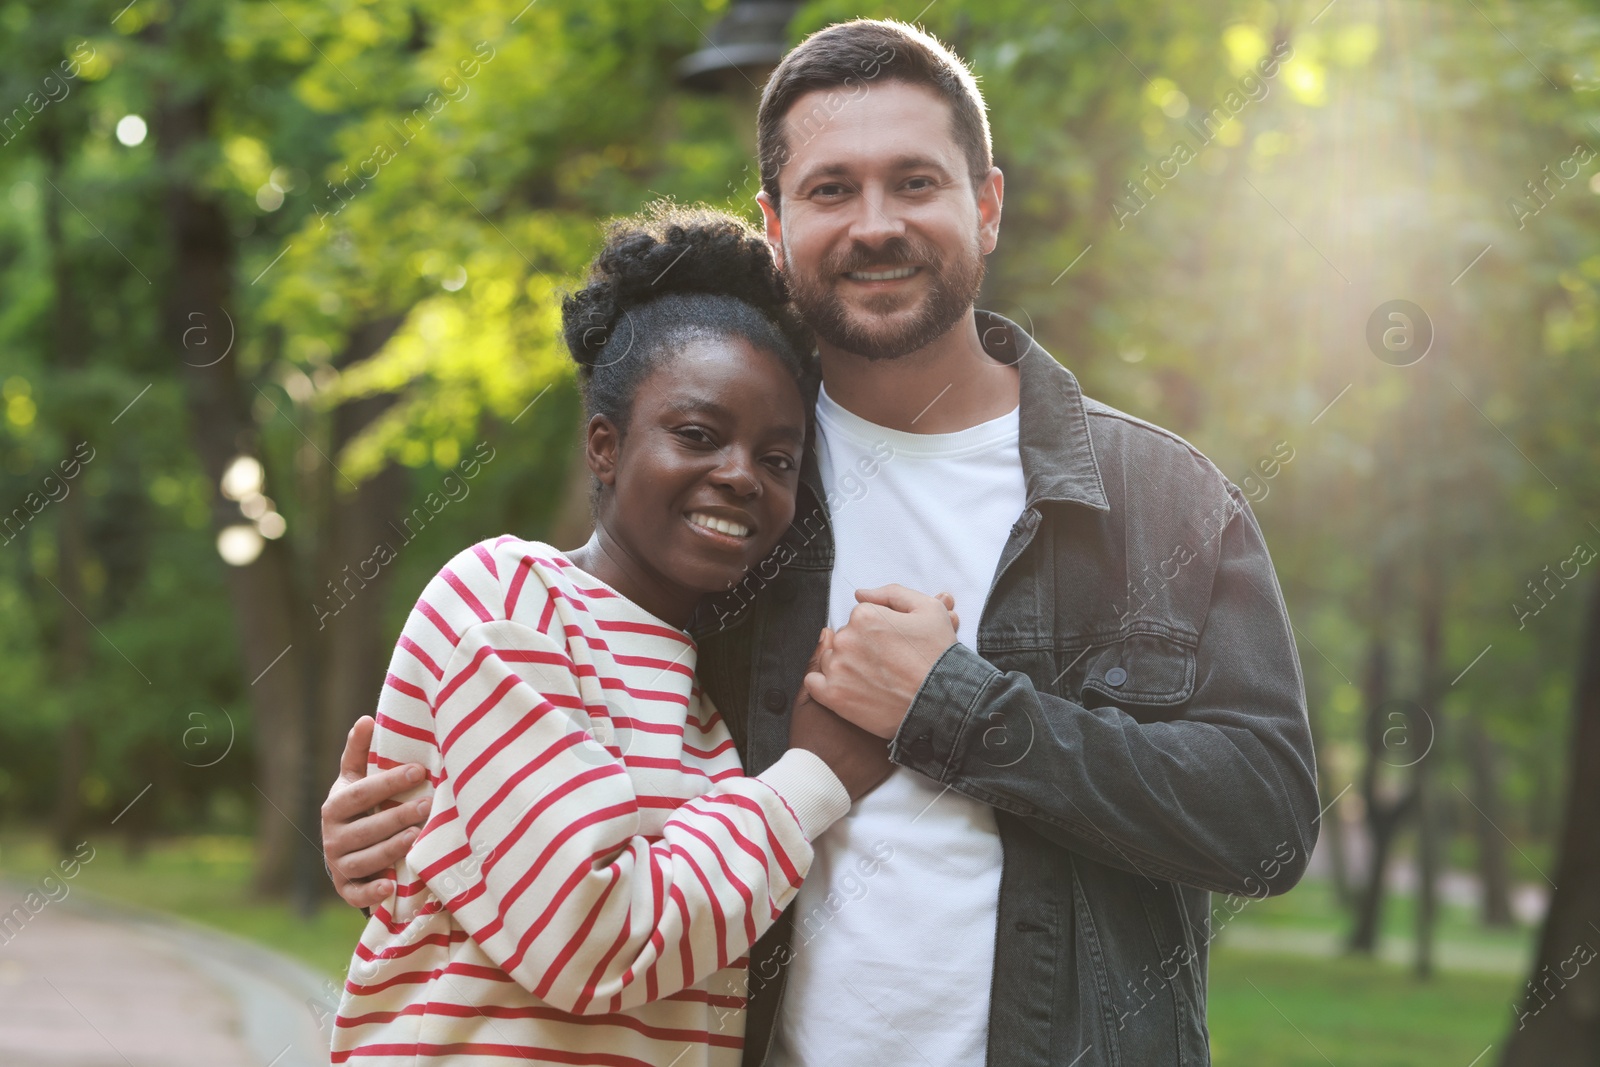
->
xmin=756 ymin=190 xmax=785 ymax=271
xmin=584 ymin=414 xmax=622 ymax=487
xmin=977 ymin=166 xmax=1004 ymax=256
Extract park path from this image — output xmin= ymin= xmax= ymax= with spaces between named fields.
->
xmin=0 ymin=821 xmax=1547 ymax=1065
xmin=0 ymin=881 xmax=330 ymax=1067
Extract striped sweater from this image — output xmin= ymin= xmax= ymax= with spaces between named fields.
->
xmin=332 ymin=536 xmax=850 ymax=1065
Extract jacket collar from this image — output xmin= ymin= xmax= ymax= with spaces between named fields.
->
xmin=799 ymin=308 xmax=1110 ymax=515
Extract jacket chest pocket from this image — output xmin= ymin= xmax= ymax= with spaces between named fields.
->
xmin=1055 ymin=630 xmax=1197 ymax=723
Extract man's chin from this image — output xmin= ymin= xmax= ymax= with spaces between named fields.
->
xmin=824 ymin=308 xmax=964 ymax=361
xmin=825 ymin=330 xmax=937 ymax=362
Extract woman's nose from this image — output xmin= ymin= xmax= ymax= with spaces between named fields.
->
xmin=708 ymin=449 xmax=760 ymax=496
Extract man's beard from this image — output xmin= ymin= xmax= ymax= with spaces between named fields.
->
xmin=784 ymin=231 xmax=986 ymax=362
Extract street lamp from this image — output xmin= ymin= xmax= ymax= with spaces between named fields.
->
xmin=676 ymin=0 xmax=800 ymax=95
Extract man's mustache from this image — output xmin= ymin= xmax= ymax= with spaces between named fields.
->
xmin=827 ymin=238 xmax=942 ymax=274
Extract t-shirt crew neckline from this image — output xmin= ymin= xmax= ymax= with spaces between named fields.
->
xmin=815 ymin=382 xmax=1019 ymax=458
xmin=549 ymin=550 xmax=695 ymax=642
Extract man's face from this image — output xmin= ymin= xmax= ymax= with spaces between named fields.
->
xmin=759 ymin=81 xmax=1003 ymax=361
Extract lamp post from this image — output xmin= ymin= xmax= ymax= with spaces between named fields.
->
xmin=676 ymin=1 xmax=799 ymax=173
xmin=675 ymin=0 xmax=800 ymax=96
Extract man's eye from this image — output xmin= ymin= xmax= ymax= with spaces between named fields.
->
xmin=765 ymin=453 xmax=797 ymax=472
xmin=811 ymin=183 xmax=849 ymax=198
xmin=904 ymin=177 xmax=936 ymax=191
xmin=676 ymin=427 xmax=714 ymax=445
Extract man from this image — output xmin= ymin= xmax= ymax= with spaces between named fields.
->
xmin=322 ymin=18 xmax=1318 ymax=1066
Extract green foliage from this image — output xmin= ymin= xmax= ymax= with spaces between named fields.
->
xmin=0 ymin=0 xmax=1593 ymax=979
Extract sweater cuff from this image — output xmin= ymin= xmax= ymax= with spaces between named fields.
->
xmin=755 ymin=748 xmax=852 ymax=841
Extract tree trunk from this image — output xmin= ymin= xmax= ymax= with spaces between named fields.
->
xmin=154 ymin=78 xmax=312 ymax=895
xmin=1501 ymin=577 xmax=1600 ymax=1065
xmin=1413 ymin=577 xmax=1445 ymax=979
xmin=1465 ymin=714 xmax=1515 ymax=928
xmin=39 ymin=117 xmax=95 ymax=856
xmin=1305 ymin=690 xmax=1351 ymax=906
xmin=154 ymin=13 xmax=419 ymax=896
xmin=1349 ymin=634 xmax=1418 ymax=954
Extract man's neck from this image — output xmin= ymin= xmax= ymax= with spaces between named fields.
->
xmin=817 ymin=309 xmax=1020 ymax=434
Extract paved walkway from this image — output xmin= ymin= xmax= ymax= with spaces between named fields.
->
xmin=0 ymin=820 xmax=1546 ymax=1065
xmin=0 ymin=882 xmax=329 ymax=1067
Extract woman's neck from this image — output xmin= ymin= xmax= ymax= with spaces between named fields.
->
xmin=565 ymin=529 xmax=694 ymax=630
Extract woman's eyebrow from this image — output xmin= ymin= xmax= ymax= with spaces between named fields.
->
xmin=769 ymin=420 xmax=807 ymax=445
xmin=671 ymin=397 xmax=805 ymax=443
xmin=671 ymin=396 xmax=735 ymax=420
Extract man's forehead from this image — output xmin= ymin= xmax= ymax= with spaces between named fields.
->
xmin=778 ymin=81 xmax=962 ymax=176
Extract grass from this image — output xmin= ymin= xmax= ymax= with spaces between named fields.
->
xmin=1209 ymin=951 xmax=1516 ymax=1066
xmin=1206 ymin=876 xmax=1529 ymax=1065
xmin=0 ymin=830 xmax=1537 ymax=1063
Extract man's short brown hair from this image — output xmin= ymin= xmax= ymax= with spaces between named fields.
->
xmin=756 ymin=19 xmax=993 ymax=214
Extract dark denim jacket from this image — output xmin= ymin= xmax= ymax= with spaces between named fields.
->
xmin=691 ymin=311 xmax=1320 ymax=1067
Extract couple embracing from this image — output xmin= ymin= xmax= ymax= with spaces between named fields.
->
xmin=320 ymin=18 xmax=1319 ymax=1067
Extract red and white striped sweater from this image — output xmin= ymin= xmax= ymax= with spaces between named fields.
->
xmin=332 ymin=536 xmax=849 ymax=1065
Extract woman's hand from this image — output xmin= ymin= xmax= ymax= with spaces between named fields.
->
xmin=787 ymin=629 xmax=894 ymax=803
xmin=321 ymin=716 xmax=432 ymax=909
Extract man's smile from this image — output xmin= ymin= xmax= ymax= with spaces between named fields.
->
xmin=843 ymin=265 xmax=921 ymax=282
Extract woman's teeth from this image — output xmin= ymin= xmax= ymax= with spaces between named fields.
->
xmin=688 ymin=512 xmax=750 ymax=538
xmin=847 ymin=266 xmax=918 ymax=281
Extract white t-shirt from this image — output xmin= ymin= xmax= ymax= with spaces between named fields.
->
xmin=768 ymin=382 xmax=1027 ymax=1067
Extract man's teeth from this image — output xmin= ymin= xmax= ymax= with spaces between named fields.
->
xmin=689 ymin=513 xmax=750 ymax=538
xmin=847 ymin=266 xmax=918 ymax=281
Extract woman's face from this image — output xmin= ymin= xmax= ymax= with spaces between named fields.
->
xmin=592 ymin=334 xmax=807 ymax=606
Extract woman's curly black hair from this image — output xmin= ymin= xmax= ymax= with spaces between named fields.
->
xmin=560 ymin=201 xmax=815 ymax=430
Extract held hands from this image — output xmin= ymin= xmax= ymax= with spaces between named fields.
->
xmin=787 ymin=631 xmax=894 ymax=802
xmin=320 ymin=716 xmax=432 ymax=910
xmin=804 ymin=586 xmax=960 ymax=741
xmin=321 ymin=587 xmax=958 ymax=903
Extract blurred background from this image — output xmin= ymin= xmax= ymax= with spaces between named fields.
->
xmin=0 ymin=0 xmax=1597 ymax=1063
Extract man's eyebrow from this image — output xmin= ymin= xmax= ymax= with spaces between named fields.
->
xmin=790 ymin=154 xmax=956 ymax=189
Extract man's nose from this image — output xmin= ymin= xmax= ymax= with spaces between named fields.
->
xmin=846 ymin=185 xmax=907 ymax=248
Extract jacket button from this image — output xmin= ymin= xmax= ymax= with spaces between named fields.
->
xmin=910 ymin=737 xmax=934 ymax=761
xmin=762 ymin=687 xmax=787 ymax=713
xmin=1105 ymin=667 xmax=1127 ymax=687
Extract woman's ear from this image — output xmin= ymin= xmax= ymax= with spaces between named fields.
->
xmin=585 ymin=414 xmax=622 ymax=487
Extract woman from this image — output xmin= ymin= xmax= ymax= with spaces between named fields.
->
xmin=331 ymin=205 xmax=934 ymax=1064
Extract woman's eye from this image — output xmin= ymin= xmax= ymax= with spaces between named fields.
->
xmin=765 ymin=454 xmax=797 ymax=472
xmin=675 ymin=427 xmax=714 ymax=445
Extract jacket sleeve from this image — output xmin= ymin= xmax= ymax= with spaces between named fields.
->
xmin=406 ymin=564 xmax=849 ymax=1014
xmin=888 ymin=486 xmax=1320 ymax=898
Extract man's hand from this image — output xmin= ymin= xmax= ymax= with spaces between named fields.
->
xmin=804 ymin=585 xmax=960 ymax=741
xmin=321 ymin=716 xmax=432 ymax=909
xmin=787 ymin=632 xmax=894 ymax=802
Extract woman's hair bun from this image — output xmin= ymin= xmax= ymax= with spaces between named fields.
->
xmin=561 ymin=201 xmax=793 ymax=370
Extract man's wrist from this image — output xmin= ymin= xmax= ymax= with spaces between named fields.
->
xmin=890 ymin=641 xmax=997 ymax=776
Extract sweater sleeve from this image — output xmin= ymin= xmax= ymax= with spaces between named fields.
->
xmin=413 ymin=601 xmax=848 ymax=1015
